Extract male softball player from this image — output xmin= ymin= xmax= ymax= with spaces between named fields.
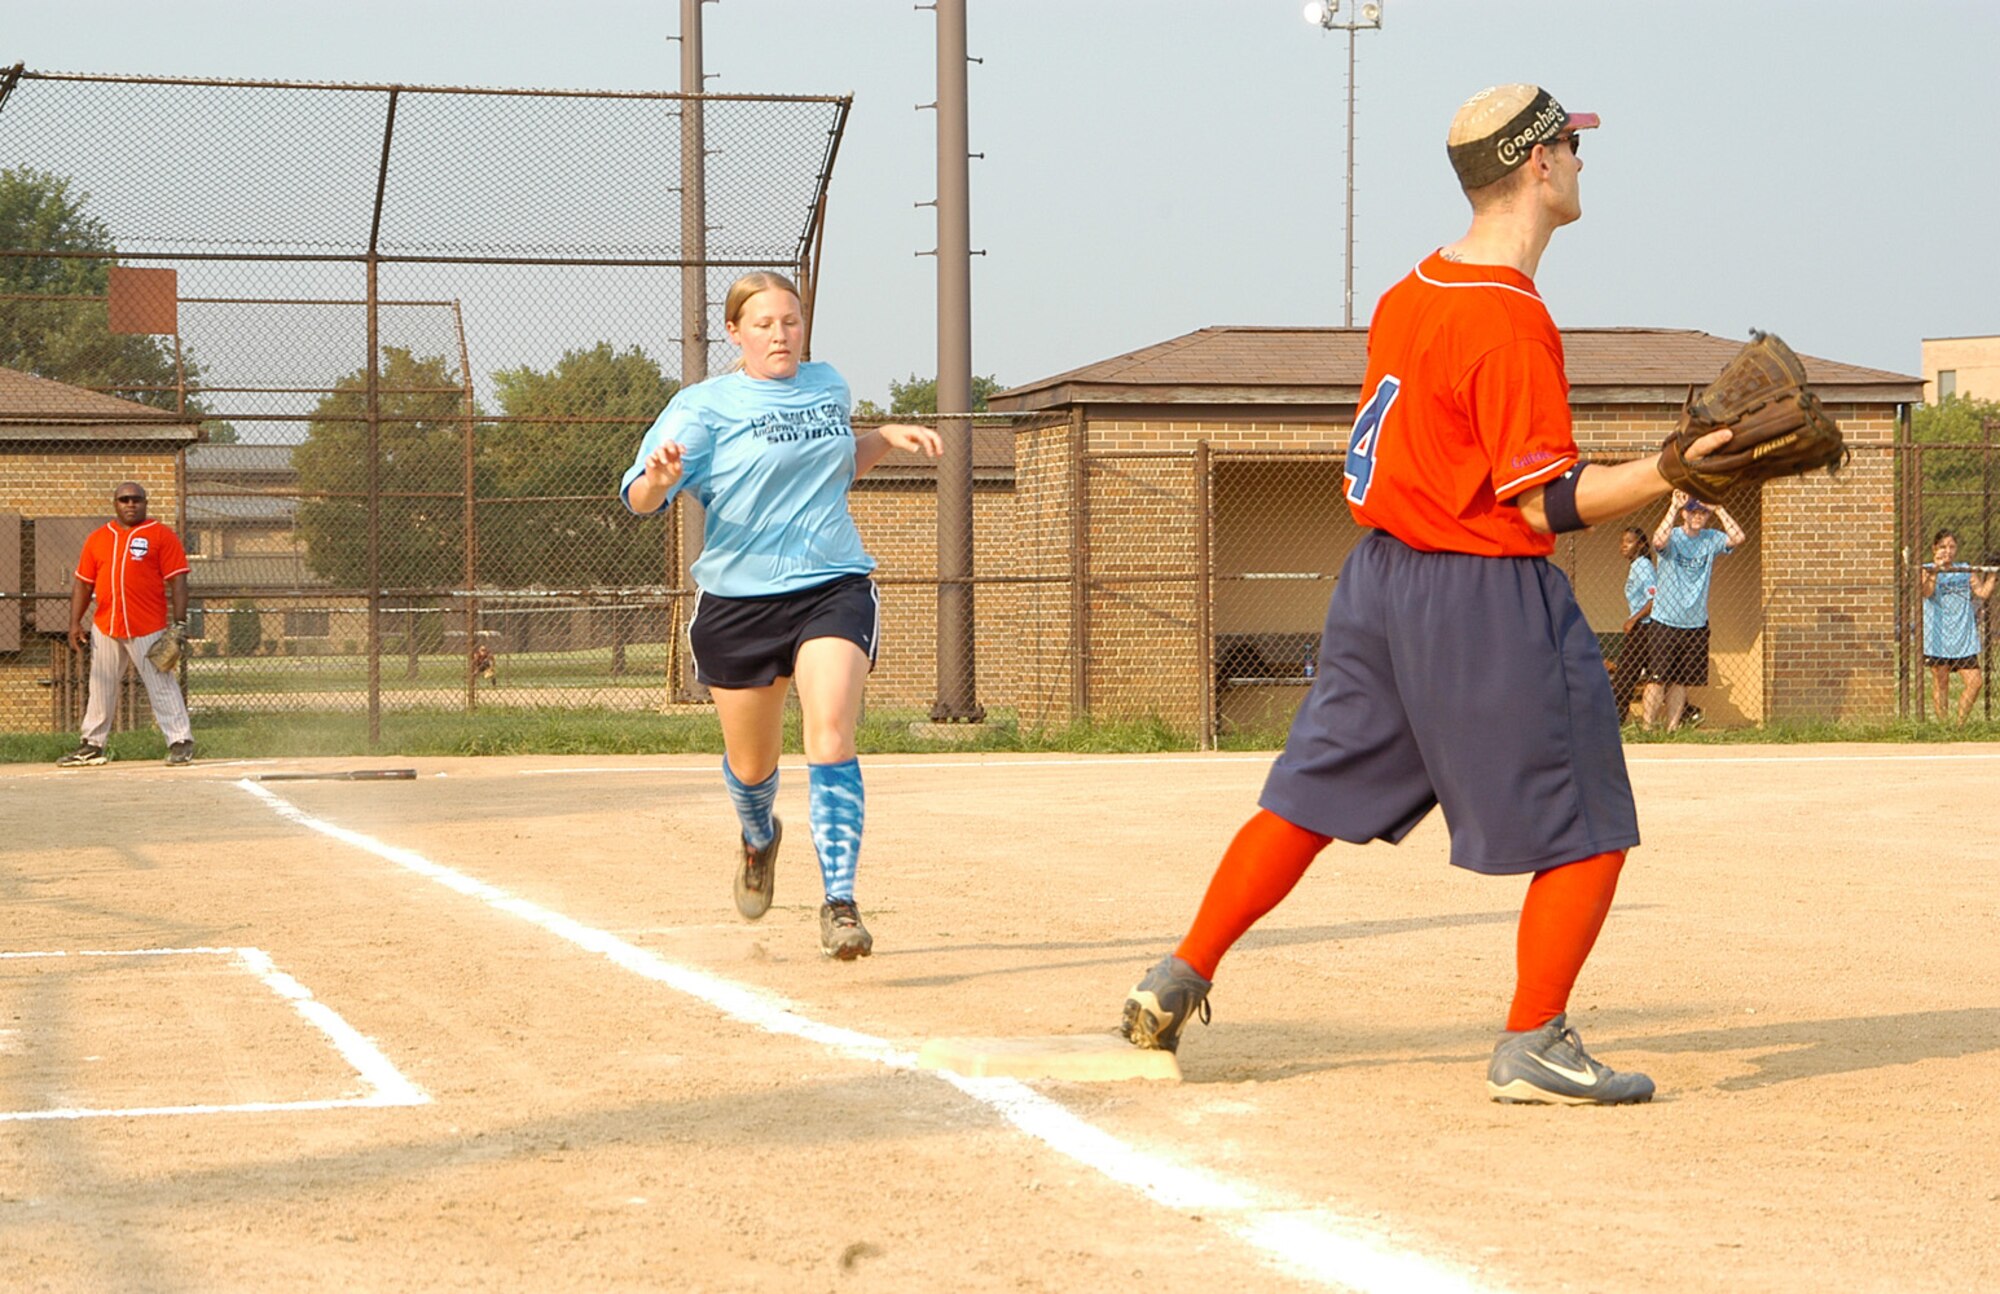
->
xmin=1121 ymin=84 xmax=1736 ymax=1104
xmin=59 ymin=481 xmax=195 ymax=767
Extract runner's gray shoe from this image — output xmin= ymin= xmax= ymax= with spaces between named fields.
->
xmin=1487 ymin=1013 xmax=1655 ymax=1105
xmin=733 ymin=818 xmax=781 ymax=920
xmin=57 ymin=743 xmax=107 ymax=768
xmin=166 ymin=740 xmax=195 ymax=767
xmin=819 ymin=899 xmax=873 ymax=960
xmin=1120 ymin=955 xmax=1212 ymax=1053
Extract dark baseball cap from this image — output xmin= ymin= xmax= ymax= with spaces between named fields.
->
xmin=1683 ymin=498 xmax=1711 ymax=513
xmin=1446 ymin=84 xmax=1600 ymax=190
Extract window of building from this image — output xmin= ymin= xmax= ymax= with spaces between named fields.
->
xmin=1938 ymin=370 xmax=1957 ymax=400
xmin=284 ymin=609 xmax=330 ymax=638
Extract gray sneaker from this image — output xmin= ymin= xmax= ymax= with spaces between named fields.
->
xmin=57 ymin=742 xmax=107 ymax=768
xmin=1120 ymin=955 xmax=1212 ymax=1053
xmin=819 ymin=899 xmax=873 ymax=960
xmin=733 ymin=818 xmax=781 ymax=920
xmin=166 ymin=740 xmax=195 ymax=767
xmin=1487 ymin=1013 xmax=1655 ymax=1105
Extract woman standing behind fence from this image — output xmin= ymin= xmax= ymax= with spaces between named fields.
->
xmin=621 ymin=271 xmax=942 ymax=959
xmin=1613 ymin=527 xmax=1655 ymax=722
xmin=1920 ymin=529 xmax=1997 ymax=725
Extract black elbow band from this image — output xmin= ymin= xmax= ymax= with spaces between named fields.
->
xmin=1544 ymin=465 xmax=1586 ymax=534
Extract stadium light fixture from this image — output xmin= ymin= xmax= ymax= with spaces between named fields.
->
xmin=1303 ymin=0 xmax=1385 ymax=327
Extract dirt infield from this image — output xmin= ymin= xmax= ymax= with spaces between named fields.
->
xmin=3 ymin=746 xmax=1996 ymax=1293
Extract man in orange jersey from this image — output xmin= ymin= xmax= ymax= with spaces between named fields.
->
xmin=59 ymin=481 xmax=195 ymax=767
xmin=1120 ymin=85 xmax=1735 ymax=1104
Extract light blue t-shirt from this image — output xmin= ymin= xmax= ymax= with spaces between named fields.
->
xmin=620 ymin=361 xmax=874 ymax=598
xmin=1924 ymin=569 xmax=1980 ymax=659
xmin=1651 ymin=526 xmax=1731 ymax=629
xmin=1624 ymin=555 xmax=1657 ymax=619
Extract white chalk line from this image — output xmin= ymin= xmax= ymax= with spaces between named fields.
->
xmin=234 ymin=778 xmax=1501 ymax=1294
xmin=0 ymin=944 xmax=427 ymax=1123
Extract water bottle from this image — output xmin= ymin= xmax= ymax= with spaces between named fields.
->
xmin=1302 ymin=642 xmax=1317 ymax=680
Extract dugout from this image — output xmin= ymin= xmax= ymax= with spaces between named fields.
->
xmin=989 ymin=327 xmax=1921 ymax=740
xmin=0 ymin=366 xmax=203 ymax=733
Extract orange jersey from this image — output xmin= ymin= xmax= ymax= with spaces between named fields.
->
xmin=1343 ymin=251 xmax=1579 ymax=557
xmin=76 ymin=520 xmax=189 ymax=638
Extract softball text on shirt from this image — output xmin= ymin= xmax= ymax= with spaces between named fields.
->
xmin=620 ymin=362 xmax=875 ymax=597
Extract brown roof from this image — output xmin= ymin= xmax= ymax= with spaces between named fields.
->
xmin=989 ymin=327 xmax=1923 ymax=411
xmin=0 ymin=366 xmax=203 ymax=441
xmin=854 ymin=419 xmax=1036 ymax=479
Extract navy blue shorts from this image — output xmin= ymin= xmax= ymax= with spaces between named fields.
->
xmin=1925 ymin=654 xmax=1978 ymax=671
xmin=687 ymin=574 xmax=880 ymax=690
xmin=1260 ymin=532 xmax=1639 ymax=876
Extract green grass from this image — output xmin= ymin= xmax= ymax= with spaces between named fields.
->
xmin=9 ymin=708 xmax=1998 ymax=766
xmin=1618 ymin=715 xmax=2000 ymax=744
xmin=2 ymin=707 xmax=1196 ymax=764
xmin=184 ymin=646 xmax=669 ymax=695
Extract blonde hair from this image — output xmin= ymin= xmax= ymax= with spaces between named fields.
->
xmin=724 ymin=271 xmax=802 ymax=327
xmin=721 ymin=271 xmax=804 ymax=374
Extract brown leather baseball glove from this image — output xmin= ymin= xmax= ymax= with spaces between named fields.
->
xmin=1656 ymin=330 xmax=1848 ymax=499
xmin=145 ymin=621 xmax=187 ymax=673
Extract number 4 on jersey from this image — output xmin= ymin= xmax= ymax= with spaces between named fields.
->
xmin=1344 ymin=375 xmax=1400 ymax=505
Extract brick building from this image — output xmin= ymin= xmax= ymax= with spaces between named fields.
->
xmin=987 ymin=327 xmax=1921 ymax=737
xmin=0 ymin=366 xmax=201 ymax=732
xmin=844 ymin=422 xmax=1047 ymax=716
xmin=1921 ymin=335 xmax=2000 ymax=404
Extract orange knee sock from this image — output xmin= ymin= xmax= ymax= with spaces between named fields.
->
xmin=1174 ymin=809 xmax=1332 ymax=980
xmin=1506 ymin=850 xmax=1627 ymax=1033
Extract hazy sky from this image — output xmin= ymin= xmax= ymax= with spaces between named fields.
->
xmin=8 ymin=0 xmax=1996 ymax=405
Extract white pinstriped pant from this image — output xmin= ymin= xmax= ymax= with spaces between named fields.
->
xmin=81 ymin=625 xmax=192 ymax=746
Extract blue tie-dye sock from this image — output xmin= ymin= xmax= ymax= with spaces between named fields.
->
xmin=808 ymin=757 xmax=865 ymax=902
xmin=722 ymin=758 xmax=778 ymax=850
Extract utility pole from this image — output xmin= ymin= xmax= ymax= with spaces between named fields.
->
xmin=928 ymin=0 xmax=983 ymax=722
xmin=674 ymin=0 xmax=710 ymax=702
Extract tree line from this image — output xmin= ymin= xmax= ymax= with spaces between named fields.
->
xmin=3 ymin=167 xmax=1011 ymax=595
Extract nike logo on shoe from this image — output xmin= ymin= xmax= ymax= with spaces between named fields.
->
xmin=1526 ymin=1052 xmax=1598 ymax=1086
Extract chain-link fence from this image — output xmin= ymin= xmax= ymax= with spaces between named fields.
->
xmin=1901 ymin=426 xmax=2000 ymax=723
xmin=1066 ymin=441 xmax=1938 ymax=745
xmin=0 ymin=66 xmax=849 ymax=738
xmin=0 ymin=67 xmax=1983 ymax=746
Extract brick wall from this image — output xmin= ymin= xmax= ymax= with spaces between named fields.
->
xmin=998 ymin=401 xmax=1908 ymax=737
xmin=847 ymin=480 xmax=1014 ymax=714
xmin=1922 ymin=336 xmax=2000 ymax=404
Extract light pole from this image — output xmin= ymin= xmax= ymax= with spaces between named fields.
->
xmin=1302 ymin=0 xmax=1383 ymax=328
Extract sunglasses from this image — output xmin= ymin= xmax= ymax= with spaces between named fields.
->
xmin=115 ymin=495 xmax=147 ymax=503
xmin=1546 ymin=131 xmax=1581 ymax=157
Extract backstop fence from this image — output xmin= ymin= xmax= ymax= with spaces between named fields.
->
xmin=2 ymin=67 xmax=1991 ymax=746
xmin=0 ymin=65 xmax=850 ymax=739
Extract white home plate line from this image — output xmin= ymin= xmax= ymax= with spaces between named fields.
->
xmin=235 ymin=778 xmax=1502 ymax=1294
xmin=0 ymin=945 xmax=426 ymax=1123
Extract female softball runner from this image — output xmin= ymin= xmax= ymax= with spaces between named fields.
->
xmin=621 ymin=271 xmax=941 ymax=959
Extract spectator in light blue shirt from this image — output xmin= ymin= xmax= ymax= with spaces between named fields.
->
xmin=1920 ymin=529 xmax=1997 ymax=725
xmin=1643 ymin=491 xmax=1745 ymax=730
xmin=1612 ymin=526 xmax=1655 ymax=721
